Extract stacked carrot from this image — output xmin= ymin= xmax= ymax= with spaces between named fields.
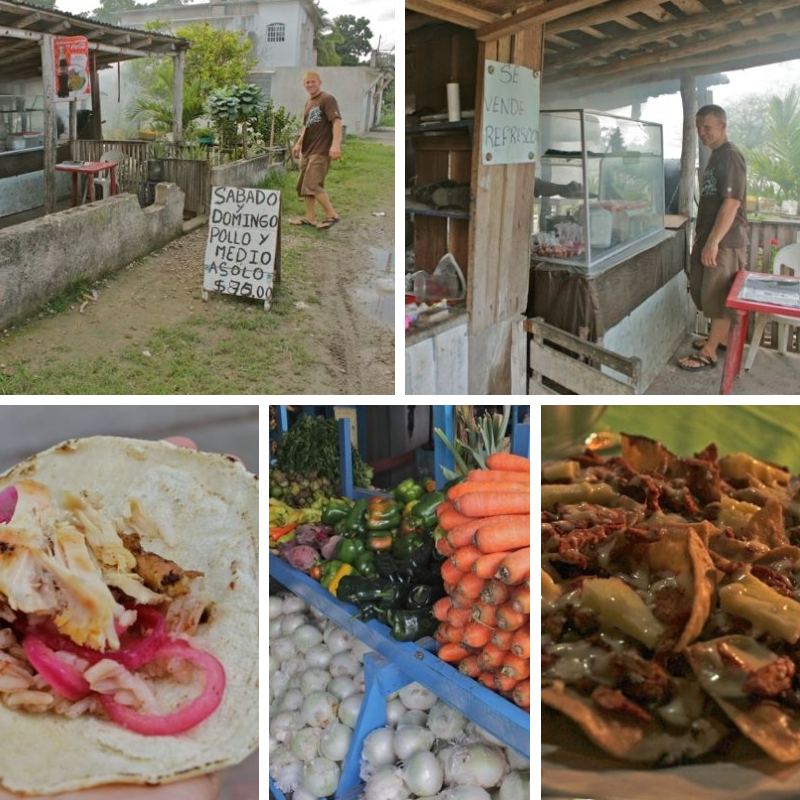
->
xmin=432 ymin=452 xmax=531 ymax=711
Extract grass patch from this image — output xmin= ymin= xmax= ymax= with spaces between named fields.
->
xmin=0 ymin=138 xmax=393 ymax=394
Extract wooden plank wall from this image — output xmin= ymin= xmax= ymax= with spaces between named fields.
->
xmin=468 ymin=27 xmax=540 ymax=333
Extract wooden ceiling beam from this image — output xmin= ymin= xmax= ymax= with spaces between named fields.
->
xmin=550 ymin=14 xmax=799 ymax=81
xmin=477 ymin=0 xmax=609 ymax=42
xmin=546 ymin=0 xmax=679 ymax=35
xmin=547 ymin=0 xmax=800 ymax=67
xmin=405 ymin=0 xmax=497 ymax=29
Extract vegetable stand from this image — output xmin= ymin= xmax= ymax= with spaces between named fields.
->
xmin=270 ymin=404 xmax=531 ymax=800
xmin=269 ymin=553 xmax=530 ymax=800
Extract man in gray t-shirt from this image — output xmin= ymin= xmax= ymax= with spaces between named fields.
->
xmin=678 ymin=104 xmax=749 ymax=372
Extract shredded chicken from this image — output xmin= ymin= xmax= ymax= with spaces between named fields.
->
xmin=119 ymin=531 xmax=201 ymax=598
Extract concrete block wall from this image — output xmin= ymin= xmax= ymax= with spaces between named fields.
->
xmin=0 ymin=183 xmax=185 ymax=329
xmin=210 ymin=156 xmax=283 ymax=192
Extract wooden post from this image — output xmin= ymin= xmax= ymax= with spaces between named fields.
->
xmin=172 ymin=49 xmax=185 ymax=145
xmin=41 ymin=34 xmax=57 ymax=215
xmin=679 ymin=74 xmax=696 ymax=218
xmin=90 ymin=55 xmax=102 ymax=140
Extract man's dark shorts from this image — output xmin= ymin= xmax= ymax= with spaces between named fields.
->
xmin=297 ymin=154 xmax=331 ymax=197
xmin=689 ymin=245 xmax=747 ymax=319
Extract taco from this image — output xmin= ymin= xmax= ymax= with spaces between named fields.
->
xmin=0 ymin=436 xmax=258 ymax=795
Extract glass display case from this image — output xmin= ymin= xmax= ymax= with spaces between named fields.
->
xmin=0 ymin=95 xmax=44 ymax=152
xmin=532 ymin=109 xmax=665 ymax=274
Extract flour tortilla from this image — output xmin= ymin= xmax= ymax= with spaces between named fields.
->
xmin=0 ymin=436 xmax=259 ymax=796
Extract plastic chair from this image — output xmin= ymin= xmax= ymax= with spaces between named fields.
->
xmin=744 ymin=242 xmax=800 ymax=371
xmin=94 ymin=149 xmax=125 ymax=200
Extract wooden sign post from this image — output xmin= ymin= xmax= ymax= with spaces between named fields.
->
xmin=202 ymin=186 xmax=281 ymax=309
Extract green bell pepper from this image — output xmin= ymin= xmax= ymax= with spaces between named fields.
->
xmin=392 ymin=533 xmax=426 ymax=561
xmin=407 ymin=490 xmax=445 ymax=532
xmin=394 ymin=478 xmax=424 ymax=504
xmin=335 ymin=498 xmax=368 ymax=536
xmin=334 ymin=537 xmax=366 ymax=564
xmin=387 ymin=609 xmax=439 ymax=642
xmin=366 ymin=531 xmax=395 ymax=551
xmin=354 ymin=551 xmax=378 ymax=579
xmin=321 ymin=498 xmax=352 ymax=526
xmin=336 ymin=576 xmax=405 ymax=607
xmin=320 ymin=559 xmax=345 ymax=589
xmin=366 ymin=497 xmax=402 ymax=531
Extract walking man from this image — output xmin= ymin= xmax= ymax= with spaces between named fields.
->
xmin=678 ymin=104 xmax=749 ymax=371
xmin=291 ymin=71 xmax=342 ymax=230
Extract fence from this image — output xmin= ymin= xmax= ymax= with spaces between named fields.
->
xmin=71 ymin=140 xmax=287 ymax=217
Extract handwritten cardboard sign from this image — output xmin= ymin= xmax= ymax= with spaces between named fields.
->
xmin=481 ymin=60 xmax=540 ymax=166
xmin=203 ymin=186 xmax=281 ymax=309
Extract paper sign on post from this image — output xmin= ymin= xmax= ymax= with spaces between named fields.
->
xmin=481 ymin=60 xmax=540 ymax=166
xmin=203 ymin=186 xmax=281 ymax=309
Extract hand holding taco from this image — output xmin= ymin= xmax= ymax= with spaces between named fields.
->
xmin=0 ymin=436 xmax=258 ymax=795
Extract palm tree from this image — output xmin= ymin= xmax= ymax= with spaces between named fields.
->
xmin=745 ymin=88 xmax=800 ymax=202
xmin=312 ymin=1 xmax=343 ymax=66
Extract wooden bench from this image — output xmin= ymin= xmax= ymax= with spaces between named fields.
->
xmin=524 ymin=317 xmax=643 ymax=395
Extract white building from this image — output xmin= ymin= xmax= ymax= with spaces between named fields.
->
xmin=116 ymin=0 xmax=385 ymax=135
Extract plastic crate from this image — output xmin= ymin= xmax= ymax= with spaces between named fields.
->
xmin=269 ymin=554 xmax=529 ymax=759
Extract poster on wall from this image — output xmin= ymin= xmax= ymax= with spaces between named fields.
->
xmin=202 ymin=186 xmax=282 ymax=310
xmin=53 ymin=37 xmax=91 ymax=102
xmin=481 ymin=60 xmax=539 ymax=166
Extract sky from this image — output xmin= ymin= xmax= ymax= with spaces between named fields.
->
xmin=627 ymin=60 xmax=800 ymax=159
xmin=55 ymin=0 xmax=395 ymax=50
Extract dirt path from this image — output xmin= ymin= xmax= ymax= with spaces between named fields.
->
xmin=0 ymin=150 xmax=394 ymax=394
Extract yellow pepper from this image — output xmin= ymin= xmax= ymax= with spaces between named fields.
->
xmin=327 ymin=563 xmax=355 ymax=597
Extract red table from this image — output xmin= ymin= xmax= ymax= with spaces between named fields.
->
xmin=55 ymin=161 xmax=118 ymax=206
xmin=720 ymin=269 xmax=800 ymax=394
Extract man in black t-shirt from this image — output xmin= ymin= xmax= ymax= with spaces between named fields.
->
xmin=678 ymin=104 xmax=749 ymax=371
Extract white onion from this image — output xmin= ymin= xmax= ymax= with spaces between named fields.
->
xmin=444 ymin=744 xmax=506 ymax=788
xmin=427 ymin=701 xmax=467 ymax=740
xmin=291 ymin=727 xmax=321 ymax=762
xmin=301 ymin=691 xmax=339 ymax=729
xmin=270 ymin=636 xmax=296 ymax=664
xmin=282 ymin=594 xmax=308 ymax=615
xmin=338 ymin=692 xmax=364 ymax=728
xmin=327 ymin=675 xmax=356 ymax=700
xmin=505 ymin=749 xmax=530 ymax=771
xmin=467 ymin=722 xmax=505 ymax=748
xmin=279 ymin=688 xmax=305 ymax=712
xmin=398 ymin=683 xmax=437 ymax=711
xmin=281 ymin=612 xmax=308 ymax=635
xmin=269 ymin=617 xmax=283 ymax=637
xmin=320 ymin=722 xmax=352 ymax=761
xmin=293 ymin=623 xmax=325 ymax=653
xmin=301 ymin=668 xmax=332 ymax=696
xmin=282 ymin=656 xmax=307 ymax=681
xmin=306 ymin=643 xmax=334 ymax=670
xmin=443 ymin=787 xmax=491 ymax=800
xmin=302 ymin=756 xmax=340 ymax=797
xmin=399 ymin=709 xmax=428 ymax=728
xmin=271 ymin=746 xmax=304 ymax=793
xmin=386 ymin=697 xmax=406 ymax=727
xmin=498 ymin=770 xmax=529 ymax=800
xmin=269 ymin=595 xmax=284 ymax=619
xmin=270 ymin=710 xmax=296 ymax=743
xmin=403 ymin=750 xmax=444 ymax=797
xmin=325 ymin=627 xmax=356 ymax=654
xmin=394 ymin=725 xmax=435 ymax=761
xmin=292 ymin=787 xmax=319 ymax=800
xmin=329 ymin=651 xmax=361 ymax=677
xmin=363 ymin=727 xmax=396 ymax=766
xmin=364 ymin=766 xmax=410 ymax=800
xmin=268 ymin=654 xmax=280 ymax=674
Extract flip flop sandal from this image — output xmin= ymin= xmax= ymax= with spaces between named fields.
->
xmin=678 ymin=353 xmax=717 ymax=371
xmin=290 ymin=218 xmax=318 ymax=227
xmin=692 ymin=339 xmax=727 ymax=351
xmin=317 ymin=217 xmax=341 ymax=229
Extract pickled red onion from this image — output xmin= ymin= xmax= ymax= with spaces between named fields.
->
xmin=98 ymin=640 xmax=226 ymax=735
xmin=22 ymin=635 xmax=90 ymax=701
xmin=0 ymin=485 xmax=17 ymax=523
